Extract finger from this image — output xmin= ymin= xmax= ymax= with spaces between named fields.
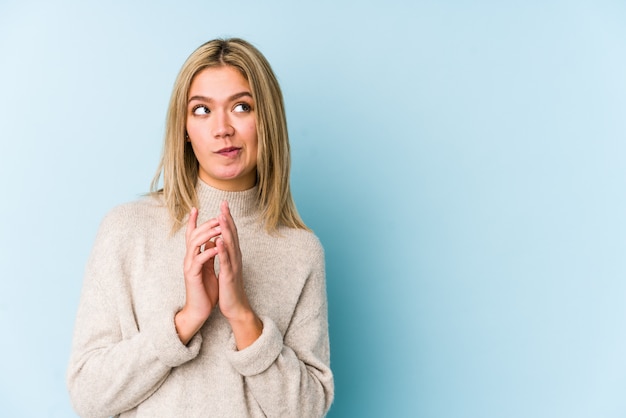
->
xmin=219 ymin=201 xmax=240 ymax=250
xmin=223 ymin=201 xmax=239 ymax=243
xmin=201 ymin=238 xmax=217 ymax=254
xmin=215 ymin=237 xmax=232 ymax=277
xmin=183 ymin=208 xmax=201 ymax=264
xmin=198 ymin=216 xmax=220 ymax=231
xmin=190 ymin=217 xmax=220 ymax=239
xmin=185 ymin=224 xmax=220 ymax=271
xmin=196 ymin=245 xmax=218 ymax=263
xmin=198 ymin=239 xmax=217 ymax=255
xmin=189 ymin=219 xmax=221 ymax=251
xmin=186 ymin=207 xmax=198 ymax=242
xmin=187 ymin=246 xmax=219 ymax=276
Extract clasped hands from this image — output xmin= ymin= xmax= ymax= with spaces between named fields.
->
xmin=175 ymin=201 xmax=262 ymax=349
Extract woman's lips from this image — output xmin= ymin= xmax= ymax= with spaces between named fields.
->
xmin=216 ymin=147 xmax=241 ymax=158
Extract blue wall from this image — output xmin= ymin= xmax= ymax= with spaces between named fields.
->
xmin=1 ymin=1 xmax=625 ymax=417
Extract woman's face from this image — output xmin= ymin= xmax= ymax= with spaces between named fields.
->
xmin=186 ymin=65 xmax=258 ymax=191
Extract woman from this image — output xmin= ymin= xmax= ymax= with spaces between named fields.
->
xmin=67 ymin=38 xmax=334 ymax=417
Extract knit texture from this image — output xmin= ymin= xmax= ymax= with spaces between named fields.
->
xmin=67 ymin=180 xmax=334 ymax=417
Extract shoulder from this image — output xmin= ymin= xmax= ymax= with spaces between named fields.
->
xmin=88 ymin=195 xmax=172 ymax=268
xmin=102 ymin=194 xmax=166 ymax=225
xmin=96 ymin=194 xmax=168 ymax=240
xmin=275 ymin=226 xmax=325 ymax=264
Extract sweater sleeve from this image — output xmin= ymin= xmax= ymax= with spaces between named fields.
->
xmin=225 ymin=240 xmax=334 ymax=417
xmin=67 ymin=207 xmax=202 ymax=418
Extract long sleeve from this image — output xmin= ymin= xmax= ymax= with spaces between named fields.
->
xmin=226 ymin=240 xmax=334 ymax=417
xmin=67 ymin=206 xmax=201 ymax=417
xmin=67 ymin=184 xmax=334 ymax=417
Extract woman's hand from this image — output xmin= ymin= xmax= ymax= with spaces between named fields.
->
xmin=214 ymin=201 xmax=263 ymax=350
xmin=175 ymin=202 xmax=262 ymax=348
xmin=175 ymin=207 xmax=221 ymax=345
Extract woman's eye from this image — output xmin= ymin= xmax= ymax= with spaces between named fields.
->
xmin=233 ymin=103 xmax=252 ymax=113
xmin=192 ymin=105 xmax=210 ymax=115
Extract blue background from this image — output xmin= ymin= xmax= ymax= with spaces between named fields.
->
xmin=1 ymin=1 xmax=625 ymax=417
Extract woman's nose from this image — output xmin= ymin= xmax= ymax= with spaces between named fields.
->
xmin=212 ymin=110 xmax=235 ymax=138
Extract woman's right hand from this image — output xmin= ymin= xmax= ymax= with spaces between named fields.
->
xmin=175 ymin=207 xmax=222 ymax=345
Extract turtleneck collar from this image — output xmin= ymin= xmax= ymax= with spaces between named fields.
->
xmin=196 ymin=179 xmax=260 ymax=220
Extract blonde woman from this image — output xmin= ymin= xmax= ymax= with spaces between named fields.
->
xmin=68 ymin=38 xmax=334 ymax=417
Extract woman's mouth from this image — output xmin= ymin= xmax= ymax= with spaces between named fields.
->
xmin=216 ymin=147 xmax=241 ymax=158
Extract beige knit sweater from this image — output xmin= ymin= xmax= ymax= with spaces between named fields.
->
xmin=67 ymin=181 xmax=334 ymax=417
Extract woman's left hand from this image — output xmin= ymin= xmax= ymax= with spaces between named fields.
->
xmin=215 ymin=200 xmax=263 ymax=349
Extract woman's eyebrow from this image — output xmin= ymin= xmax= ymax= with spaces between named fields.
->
xmin=188 ymin=91 xmax=253 ymax=104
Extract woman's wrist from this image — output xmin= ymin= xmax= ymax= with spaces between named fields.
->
xmin=175 ymin=306 xmax=208 ymax=345
xmin=229 ymin=310 xmax=263 ymax=350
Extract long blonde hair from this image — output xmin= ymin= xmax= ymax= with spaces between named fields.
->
xmin=151 ymin=38 xmax=308 ymax=233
